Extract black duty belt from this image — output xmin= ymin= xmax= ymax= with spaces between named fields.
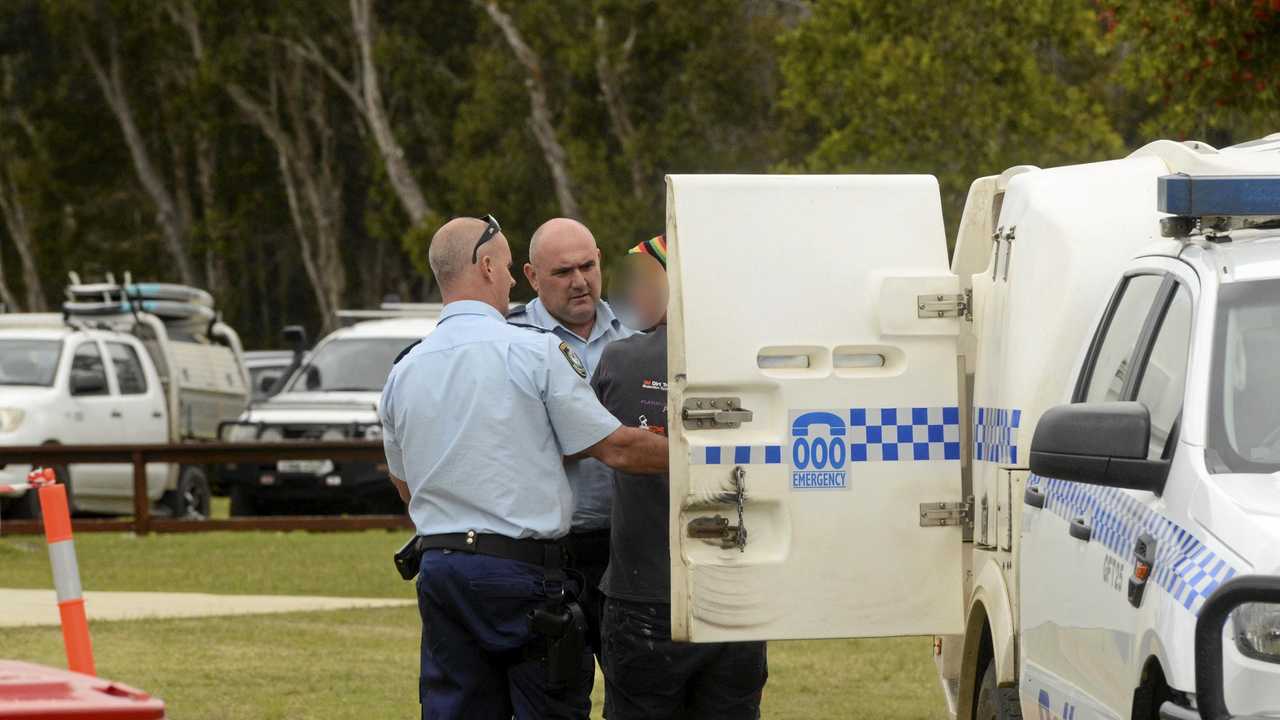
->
xmin=418 ymin=530 xmax=568 ymax=570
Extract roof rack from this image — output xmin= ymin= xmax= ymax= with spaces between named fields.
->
xmin=1158 ymin=174 xmax=1280 ymax=239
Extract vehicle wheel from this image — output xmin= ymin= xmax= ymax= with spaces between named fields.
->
xmin=163 ymin=466 xmax=211 ymax=520
xmin=10 ymin=464 xmax=72 ymax=520
xmin=229 ymin=485 xmax=263 ymax=517
xmin=974 ymin=661 xmax=1023 ymax=720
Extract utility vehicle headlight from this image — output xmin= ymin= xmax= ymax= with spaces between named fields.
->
xmin=224 ymin=423 xmax=260 ymax=442
xmin=0 ymin=408 xmax=25 ymax=433
xmin=1233 ymin=602 xmax=1280 ymax=663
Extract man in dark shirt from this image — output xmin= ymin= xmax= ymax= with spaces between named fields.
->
xmin=591 ymin=236 xmax=767 ymax=720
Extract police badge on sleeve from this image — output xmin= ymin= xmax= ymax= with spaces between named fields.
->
xmin=559 ymin=342 xmax=588 ymax=378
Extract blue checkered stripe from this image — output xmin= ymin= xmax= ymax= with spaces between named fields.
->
xmin=974 ymin=407 xmax=1022 ymax=464
xmin=848 ymin=407 xmax=961 ymax=462
xmin=1031 ymin=475 xmax=1239 ymax=614
xmin=690 ymin=445 xmax=784 ymax=466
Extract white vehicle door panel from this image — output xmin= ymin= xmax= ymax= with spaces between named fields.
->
xmin=667 ymin=174 xmax=965 ymax=642
xmin=64 ymin=339 xmax=119 ymax=495
xmin=1020 ymin=258 xmax=1200 ymax=719
xmin=105 ymin=340 xmax=169 ymax=500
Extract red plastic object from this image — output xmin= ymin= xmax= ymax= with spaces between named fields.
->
xmin=0 ymin=661 xmax=165 ymax=719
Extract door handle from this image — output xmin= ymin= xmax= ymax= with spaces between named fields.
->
xmin=1024 ymin=485 xmax=1046 ymax=509
xmin=110 ymin=410 xmax=123 ymax=419
xmin=1069 ymin=517 xmax=1092 ymax=542
xmin=151 ymin=411 xmax=163 ymax=419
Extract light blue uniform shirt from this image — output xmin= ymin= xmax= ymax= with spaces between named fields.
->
xmin=507 ymin=298 xmax=636 ymax=531
xmin=379 ymin=300 xmax=621 ymax=540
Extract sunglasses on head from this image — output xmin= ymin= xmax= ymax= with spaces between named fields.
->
xmin=471 ymin=214 xmax=502 ymax=263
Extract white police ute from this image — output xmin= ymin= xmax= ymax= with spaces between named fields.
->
xmin=659 ymin=134 xmax=1280 ymax=720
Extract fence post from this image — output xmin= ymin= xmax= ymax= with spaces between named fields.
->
xmin=32 ymin=467 xmax=96 ymax=676
xmin=131 ymin=450 xmax=150 ymax=536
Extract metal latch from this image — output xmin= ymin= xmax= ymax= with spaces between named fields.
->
xmin=917 ymin=288 xmax=972 ymax=321
xmin=919 ymin=501 xmax=971 ymax=528
xmin=686 ymin=466 xmax=747 ymax=551
xmin=682 ymin=397 xmax=753 ymax=430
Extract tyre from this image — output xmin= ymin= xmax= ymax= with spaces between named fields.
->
xmin=974 ymin=661 xmax=1023 ymax=720
xmin=229 ymin=484 xmax=264 ymax=516
xmin=163 ymin=466 xmax=211 ymax=520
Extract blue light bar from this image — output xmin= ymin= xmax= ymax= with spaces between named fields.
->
xmin=1158 ymin=174 xmax=1280 ymax=216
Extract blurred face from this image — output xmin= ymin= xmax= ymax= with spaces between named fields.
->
xmin=525 ymin=229 xmax=602 ymax=330
xmin=613 ymin=254 xmax=668 ymax=331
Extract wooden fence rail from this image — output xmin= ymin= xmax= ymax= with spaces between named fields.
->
xmin=0 ymin=442 xmax=412 ymax=536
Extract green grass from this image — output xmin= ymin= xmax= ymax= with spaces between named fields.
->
xmin=0 ymin=532 xmax=945 ymax=718
xmin=0 ymin=529 xmax=410 ymax=598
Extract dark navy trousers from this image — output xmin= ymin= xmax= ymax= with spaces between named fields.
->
xmin=602 ymin=598 xmax=768 ymax=720
xmin=416 ymin=549 xmax=593 ymax=720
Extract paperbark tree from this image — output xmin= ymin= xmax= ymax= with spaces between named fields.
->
xmin=287 ymin=0 xmax=433 ymax=229
xmin=78 ymin=16 xmax=197 ymax=286
xmin=0 ymin=62 xmax=47 ymax=311
xmin=226 ymin=54 xmax=347 ymax=332
xmin=0 ymin=171 xmax=44 ymax=311
xmin=594 ymin=14 xmax=646 ymax=203
xmin=163 ymin=0 xmax=225 ymax=297
xmin=477 ymin=0 xmax=581 ymax=219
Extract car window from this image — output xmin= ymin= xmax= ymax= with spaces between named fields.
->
xmin=0 ymin=339 xmax=62 ymax=387
xmin=1134 ymin=284 xmax=1193 ymax=459
xmin=107 ymin=342 xmax=148 ymax=395
xmin=1208 ymin=277 xmax=1280 ymax=474
xmin=1080 ymin=274 xmax=1165 ymax=403
xmin=285 ymin=338 xmax=418 ymax=393
xmin=70 ymin=342 xmax=109 ymax=397
xmin=249 ymin=366 xmax=285 ymax=400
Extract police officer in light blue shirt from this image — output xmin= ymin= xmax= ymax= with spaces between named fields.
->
xmin=379 ymin=216 xmax=667 ymax=720
xmin=506 ymin=218 xmax=636 ymax=670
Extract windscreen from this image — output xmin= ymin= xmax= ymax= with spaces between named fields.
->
xmin=1208 ymin=277 xmax=1280 ymax=474
xmin=285 ymin=337 xmax=416 ymax=393
xmin=0 ymin=339 xmax=62 ymax=387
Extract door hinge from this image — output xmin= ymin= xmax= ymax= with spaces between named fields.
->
xmin=917 ymin=288 xmax=972 ymax=321
xmin=682 ymin=397 xmax=753 ymax=430
xmin=919 ymin=501 xmax=971 ymax=528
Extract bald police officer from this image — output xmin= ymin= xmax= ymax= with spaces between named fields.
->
xmin=379 ymin=216 xmax=668 ymax=720
xmin=507 ymin=217 xmax=636 ymax=672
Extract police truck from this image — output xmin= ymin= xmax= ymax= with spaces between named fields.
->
xmin=661 ymin=134 xmax=1280 ymax=719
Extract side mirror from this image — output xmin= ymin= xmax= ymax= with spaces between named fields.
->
xmin=1029 ymin=401 xmax=1169 ymax=493
xmin=70 ymin=371 xmax=107 ymax=396
xmin=257 ymin=373 xmax=280 ymax=395
xmin=1159 ymin=575 xmax=1280 ymax=720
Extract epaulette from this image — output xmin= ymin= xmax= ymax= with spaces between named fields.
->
xmin=393 ymin=339 xmax=422 ymax=365
xmin=506 ymin=303 xmax=527 ymax=319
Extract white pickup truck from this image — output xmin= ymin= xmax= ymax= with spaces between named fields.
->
xmin=0 ymin=286 xmax=249 ymax=519
xmin=221 ymin=305 xmax=437 ymax=516
xmin=660 ymin=135 xmax=1280 ymax=719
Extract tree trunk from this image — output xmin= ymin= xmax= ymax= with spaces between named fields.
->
xmin=225 ymin=58 xmax=346 ymax=333
xmin=479 ymin=1 xmax=581 ymax=219
xmin=163 ymin=1 xmax=225 ymax=300
xmin=79 ymin=26 xmax=196 ymax=285
xmin=594 ymin=15 xmax=647 ymax=202
xmin=349 ymin=0 xmax=431 ymax=227
xmin=288 ymin=0 xmax=435 ymax=297
xmin=194 ymin=129 xmax=225 ymax=299
xmin=0 ymin=169 xmax=46 ymax=311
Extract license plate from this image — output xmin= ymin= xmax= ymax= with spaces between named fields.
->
xmin=277 ymin=460 xmax=331 ymax=475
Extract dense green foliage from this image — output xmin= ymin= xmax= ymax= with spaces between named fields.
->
xmin=0 ymin=0 xmax=1272 ymax=346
